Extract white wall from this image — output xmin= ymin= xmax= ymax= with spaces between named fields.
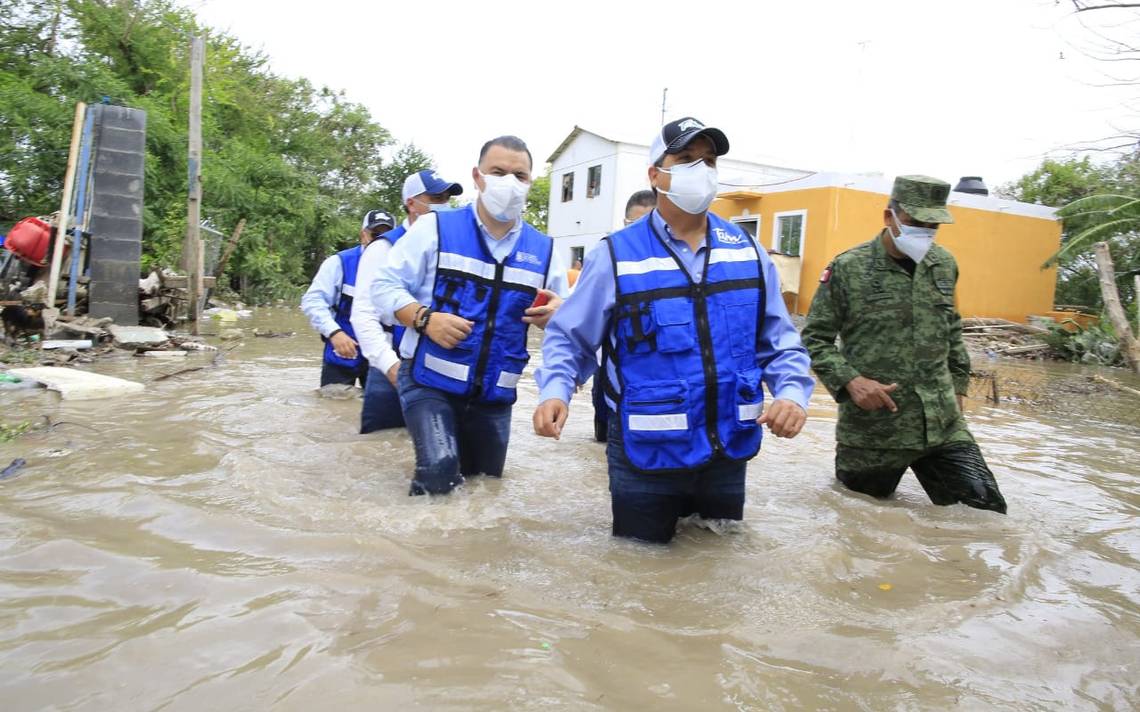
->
xmin=548 ymin=131 xmax=620 ymax=270
xmin=546 ymin=129 xmax=815 ymax=271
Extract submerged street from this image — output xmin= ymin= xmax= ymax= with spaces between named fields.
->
xmin=1 ymin=308 xmax=1137 ymax=710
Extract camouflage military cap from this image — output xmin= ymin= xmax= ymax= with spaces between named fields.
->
xmin=891 ymin=175 xmax=954 ymax=224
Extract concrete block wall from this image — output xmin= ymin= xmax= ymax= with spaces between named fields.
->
xmin=87 ymin=104 xmax=147 ymax=325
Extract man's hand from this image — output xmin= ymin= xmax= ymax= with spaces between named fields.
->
xmin=533 ymin=398 xmax=569 ymax=439
xmin=522 ymin=289 xmax=563 ymax=328
xmin=425 ymin=312 xmax=473 ymax=349
xmin=387 ymin=362 xmax=400 ymax=387
xmin=330 ymin=331 xmax=358 ymax=359
xmin=845 ymin=376 xmax=899 ymax=412
xmin=758 ymin=399 xmax=807 ymax=438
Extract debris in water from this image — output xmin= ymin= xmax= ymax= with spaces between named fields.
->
xmin=878 ymin=583 xmax=893 ymax=591
xmin=1 ymin=458 xmax=27 ymax=480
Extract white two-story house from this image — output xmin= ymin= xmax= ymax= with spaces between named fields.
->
xmin=545 ymin=126 xmax=813 ymax=270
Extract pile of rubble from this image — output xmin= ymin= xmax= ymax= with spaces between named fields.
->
xmin=1 ymin=315 xmax=217 ymax=368
xmin=961 ymin=318 xmax=1053 ymax=359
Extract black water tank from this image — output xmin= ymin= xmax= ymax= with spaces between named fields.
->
xmin=954 ymin=176 xmax=988 ymax=196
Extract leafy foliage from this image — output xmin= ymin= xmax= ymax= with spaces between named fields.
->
xmin=1000 ymin=153 xmax=1140 ymax=310
xmin=1 ymin=0 xmax=426 ymax=301
xmin=1042 ymin=321 xmax=1125 ymax=367
xmin=524 ymin=169 xmax=550 ymax=233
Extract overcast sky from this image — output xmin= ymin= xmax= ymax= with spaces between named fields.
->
xmin=183 ymin=0 xmax=1137 ymax=197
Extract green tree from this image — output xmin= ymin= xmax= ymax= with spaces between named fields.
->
xmin=1 ymin=0 xmax=404 ymax=303
xmin=1000 ymin=155 xmax=1140 ymax=309
xmin=524 ymin=168 xmax=550 ymax=233
xmin=363 ymin=143 xmax=435 ymax=223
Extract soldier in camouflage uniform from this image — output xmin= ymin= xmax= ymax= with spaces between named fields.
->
xmin=801 ymin=175 xmax=1006 ymax=513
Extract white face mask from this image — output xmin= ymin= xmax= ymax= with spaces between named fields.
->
xmin=657 ymin=159 xmax=719 ymax=215
xmin=890 ymin=209 xmax=938 ymax=263
xmin=479 ymin=172 xmax=530 ymax=223
xmin=415 ymin=199 xmax=451 ymax=214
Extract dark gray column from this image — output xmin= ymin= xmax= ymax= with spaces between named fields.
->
xmin=87 ymin=104 xmax=147 ymax=325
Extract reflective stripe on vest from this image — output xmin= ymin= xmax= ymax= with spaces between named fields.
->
xmin=323 ymin=245 xmax=365 ymax=369
xmin=410 ymin=208 xmax=553 ymax=404
xmin=608 ymin=213 xmax=767 ymax=473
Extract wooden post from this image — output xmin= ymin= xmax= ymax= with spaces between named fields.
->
xmin=214 ymin=217 xmax=245 ymax=279
xmin=46 ymin=101 xmax=86 ymax=317
xmin=1093 ymin=241 xmax=1140 ymax=374
xmin=185 ymin=36 xmax=205 ymax=334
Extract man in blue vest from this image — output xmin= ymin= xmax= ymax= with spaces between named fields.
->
xmin=533 ymin=117 xmax=815 ymax=544
xmin=375 ymin=136 xmax=571 ymax=495
xmin=352 ymin=170 xmax=463 ymax=433
xmin=302 ymin=209 xmax=395 ymax=388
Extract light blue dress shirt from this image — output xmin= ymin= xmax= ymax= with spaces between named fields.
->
xmin=535 ymin=209 xmax=815 ymax=410
xmin=300 ymin=248 xmax=353 ymax=338
xmin=374 ymin=203 xmax=570 ymax=358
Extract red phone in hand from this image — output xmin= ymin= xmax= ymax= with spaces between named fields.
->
xmin=531 ymin=292 xmax=549 ymax=308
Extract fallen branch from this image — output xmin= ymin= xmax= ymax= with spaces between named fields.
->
xmin=153 ymin=341 xmax=240 ymax=381
xmin=1091 ymin=374 xmax=1140 ymax=398
xmin=999 ymin=343 xmax=1052 ymax=355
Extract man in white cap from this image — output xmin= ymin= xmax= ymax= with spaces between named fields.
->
xmin=301 ymin=209 xmax=395 ymax=389
xmin=351 ymin=170 xmax=464 ymax=433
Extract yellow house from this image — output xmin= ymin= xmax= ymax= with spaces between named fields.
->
xmin=711 ymin=173 xmax=1062 ymax=324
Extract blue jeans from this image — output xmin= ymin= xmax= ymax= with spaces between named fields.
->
xmin=360 ymin=366 xmax=405 ymax=433
xmin=606 ymin=418 xmax=746 ymax=543
xmin=396 ymin=360 xmax=513 ymax=496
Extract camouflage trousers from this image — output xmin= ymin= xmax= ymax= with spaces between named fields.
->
xmin=835 ymin=441 xmax=1007 ymax=514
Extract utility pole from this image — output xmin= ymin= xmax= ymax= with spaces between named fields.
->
xmin=660 ymin=87 xmax=668 ymax=125
xmin=185 ymin=35 xmax=204 ymax=334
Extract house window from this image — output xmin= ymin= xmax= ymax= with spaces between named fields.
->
xmin=586 ymin=165 xmax=602 ymax=199
xmin=773 ymin=210 xmax=806 ymax=257
xmin=570 ymin=246 xmax=585 ymax=266
xmin=561 ymin=172 xmax=575 ymax=202
xmin=732 ymin=217 xmax=759 ymax=241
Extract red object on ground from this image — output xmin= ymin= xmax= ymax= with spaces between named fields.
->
xmin=531 ymin=292 xmax=549 ymax=308
xmin=4 ymin=217 xmax=53 ymax=267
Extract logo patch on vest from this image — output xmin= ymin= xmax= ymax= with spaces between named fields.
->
xmin=514 ymin=251 xmax=542 ymax=266
xmin=713 ymin=227 xmax=743 ymax=245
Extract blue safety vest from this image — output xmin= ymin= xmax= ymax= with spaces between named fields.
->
xmin=606 ymin=213 xmax=767 ymax=473
xmin=323 ymin=245 xmax=365 ymax=369
xmin=410 ymin=209 xmax=553 ymax=404
xmin=370 ymin=223 xmax=408 ymax=354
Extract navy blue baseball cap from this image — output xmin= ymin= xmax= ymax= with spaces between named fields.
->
xmin=401 ymin=170 xmax=464 ymax=202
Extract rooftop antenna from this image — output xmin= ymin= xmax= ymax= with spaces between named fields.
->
xmin=660 ymin=87 xmax=668 ymax=125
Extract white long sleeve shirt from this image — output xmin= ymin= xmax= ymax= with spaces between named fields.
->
xmin=300 ymin=254 xmax=346 ymax=338
xmin=349 ymin=226 xmax=405 ymax=375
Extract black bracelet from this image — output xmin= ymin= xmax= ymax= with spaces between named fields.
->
xmin=414 ymin=307 xmax=433 ymax=334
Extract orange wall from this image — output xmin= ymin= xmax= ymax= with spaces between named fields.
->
xmin=713 ymin=187 xmax=1062 ymax=322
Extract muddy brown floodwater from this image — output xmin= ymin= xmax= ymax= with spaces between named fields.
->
xmin=1 ymin=308 xmax=1137 ymax=710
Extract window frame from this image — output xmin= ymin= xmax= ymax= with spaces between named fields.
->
xmin=730 ymin=215 xmax=761 ymax=243
xmin=586 ymin=165 xmax=602 ymax=199
xmin=771 ymin=209 xmax=807 ymax=257
xmin=561 ymin=172 xmax=575 ymax=203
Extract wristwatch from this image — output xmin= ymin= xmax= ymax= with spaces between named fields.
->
xmin=413 ymin=307 xmax=433 ymax=334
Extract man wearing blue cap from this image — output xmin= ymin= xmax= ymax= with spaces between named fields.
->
xmin=533 ymin=117 xmax=815 ymax=544
xmin=302 ymin=209 xmax=395 ymax=389
xmin=374 ymin=136 xmax=571 ymax=495
xmin=352 ymin=169 xmax=463 ymax=433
